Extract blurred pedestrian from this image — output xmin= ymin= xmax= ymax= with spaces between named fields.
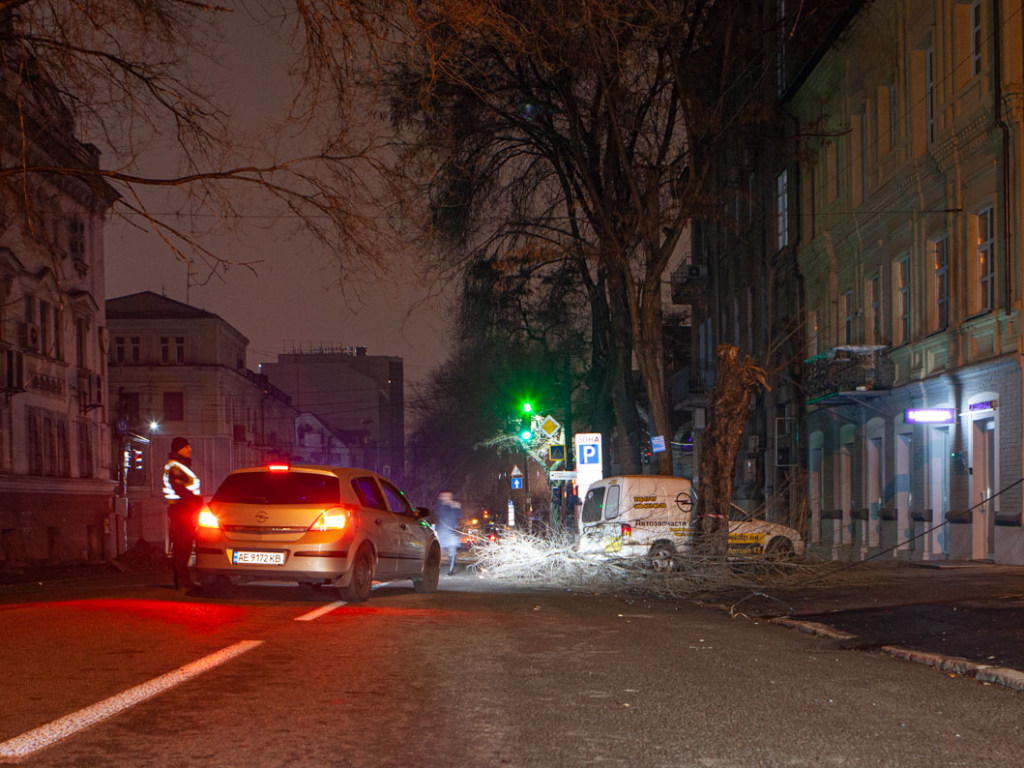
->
xmin=434 ymin=491 xmax=462 ymax=576
xmin=162 ymin=436 xmax=201 ymax=590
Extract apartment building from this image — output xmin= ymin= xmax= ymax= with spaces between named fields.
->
xmin=106 ymin=292 xmax=309 ymax=548
xmin=0 ymin=59 xmax=118 ymax=567
xmin=260 ymin=348 xmax=405 ymax=483
xmin=789 ymin=0 xmax=1024 ymax=563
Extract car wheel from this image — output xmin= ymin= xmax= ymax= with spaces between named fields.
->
xmin=413 ymin=544 xmax=441 ymax=594
xmin=339 ymin=545 xmax=374 ymax=602
xmin=648 ymin=542 xmax=676 ymax=572
xmin=764 ymin=537 xmax=795 ymax=561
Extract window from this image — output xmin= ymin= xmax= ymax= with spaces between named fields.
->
xmin=163 ymin=392 xmax=184 ymax=421
xmin=925 ymin=46 xmax=935 ymax=143
xmin=841 ymin=290 xmax=854 ymax=345
xmin=78 ymin=421 xmax=93 ymax=478
xmin=832 ymin=139 xmax=842 ymax=200
xmin=27 ymin=408 xmax=69 ymax=477
xmin=858 ymin=112 xmax=868 ymax=203
xmin=897 ymin=257 xmax=911 ymax=344
xmin=75 ymin=319 xmax=87 ymax=368
xmin=971 ymin=1 xmax=983 ymax=77
xmin=775 ymin=0 xmax=786 ymax=97
xmin=933 ymin=237 xmax=949 ymax=330
xmin=888 ymin=77 xmax=898 ymax=150
xmin=870 ymin=272 xmax=882 ymax=344
xmin=381 ymin=480 xmax=414 ymax=516
xmin=130 ymin=336 xmax=140 ymax=363
xmin=39 ymin=301 xmax=50 ymax=358
xmin=119 ymin=392 xmax=140 ymax=422
xmin=213 ymin=471 xmax=342 ymax=505
xmin=351 ymin=477 xmax=386 ymax=510
xmin=114 ymin=336 xmax=125 ymax=364
xmin=160 ymin=336 xmax=185 ymax=365
xmin=68 ymin=217 xmax=85 ymax=261
xmin=978 ymin=206 xmax=995 ymax=312
xmin=582 ymin=486 xmax=606 ymax=524
xmin=776 ymin=170 xmax=788 ymax=249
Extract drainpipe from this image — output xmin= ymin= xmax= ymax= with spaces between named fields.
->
xmin=993 ymin=0 xmax=1013 ymax=315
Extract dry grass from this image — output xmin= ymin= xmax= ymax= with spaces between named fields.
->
xmin=467 ymin=530 xmax=858 ymax=609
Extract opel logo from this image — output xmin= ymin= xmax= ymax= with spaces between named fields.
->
xmin=255 ymin=509 xmax=269 ymax=523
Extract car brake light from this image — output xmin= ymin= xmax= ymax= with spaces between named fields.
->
xmin=267 ymin=463 xmax=290 ymax=472
xmin=620 ymin=523 xmax=632 ymax=538
xmin=197 ymin=507 xmax=220 ymax=529
xmin=309 ymin=507 xmax=349 ymax=531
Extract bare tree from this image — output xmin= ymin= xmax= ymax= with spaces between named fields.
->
xmin=0 ymin=0 xmax=397 ymax=282
xmin=382 ymin=0 xmax=775 ymax=474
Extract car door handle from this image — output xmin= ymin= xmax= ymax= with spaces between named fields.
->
xmin=399 ymin=523 xmax=408 ymax=530
xmin=375 ymin=518 xmax=384 ymax=526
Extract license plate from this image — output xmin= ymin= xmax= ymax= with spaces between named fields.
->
xmin=232 ymin=550 xmax=286 ymax=565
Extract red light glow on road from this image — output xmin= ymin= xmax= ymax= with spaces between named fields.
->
xmin=28 ymin=598 xmax=248 ymax=634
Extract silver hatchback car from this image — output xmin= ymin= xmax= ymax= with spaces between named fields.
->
xmin=193 ymin=464 xmax=440 ymax=601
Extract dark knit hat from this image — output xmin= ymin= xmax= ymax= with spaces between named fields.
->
xmin=171 ymin=436 xmax=191 ymax=453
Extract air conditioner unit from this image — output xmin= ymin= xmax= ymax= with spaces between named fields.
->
xmin=687 ymin=264 xmax=708 ymax=279
xmin=19 ymin=322 xmax=40 ymax=351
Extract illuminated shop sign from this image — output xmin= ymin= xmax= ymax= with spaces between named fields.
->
xmin=968 ymin=400 xmax=997 ymax=413
xmin=904 ymin=408 xmax=956 ymax=424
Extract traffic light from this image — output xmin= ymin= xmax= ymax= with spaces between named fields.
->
xmin=517 ymin=401 xmax=534 ymax=441
xmin=519 ymin=417 xmax=533 ymax=441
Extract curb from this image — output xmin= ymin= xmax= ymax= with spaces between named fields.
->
xmin=770 ymin=617 xmax=1024 ymax=693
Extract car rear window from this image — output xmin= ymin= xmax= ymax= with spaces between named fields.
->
xmin=213 ymin=471 xmax=342 ymax=505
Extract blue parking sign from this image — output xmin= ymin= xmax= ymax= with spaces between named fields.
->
xmin=579 ymin=443 xmax=600 ymax=465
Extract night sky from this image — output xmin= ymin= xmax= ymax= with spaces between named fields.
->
xmin=102 ymin=6 xmax=451 ymax=387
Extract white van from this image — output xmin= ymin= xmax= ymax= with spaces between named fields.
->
xmin=577 ymin=475 xmax=804 ymax=564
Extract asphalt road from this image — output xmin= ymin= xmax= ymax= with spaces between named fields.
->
xmin=2 ymin=566 xmax=1023 ymax=767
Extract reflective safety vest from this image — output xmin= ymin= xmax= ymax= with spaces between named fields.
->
xmin=163 ymin=459 xmax=201 ymax=502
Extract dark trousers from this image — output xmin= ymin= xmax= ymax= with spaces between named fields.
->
xmin=168 ymin=501 xmax=199 ymax=586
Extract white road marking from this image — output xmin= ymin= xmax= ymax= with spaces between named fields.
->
xmin=295 ymin=600 xmax=347 ymax=621
xmin=0 ymin=640 xmax=263 ymax=760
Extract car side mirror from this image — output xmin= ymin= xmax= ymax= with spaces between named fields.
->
xmin=415 ymin=506 xmax=431 ymax=519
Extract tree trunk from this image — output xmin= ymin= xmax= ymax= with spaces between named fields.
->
xmin=695 ymin=345 xmax=768 ymax=555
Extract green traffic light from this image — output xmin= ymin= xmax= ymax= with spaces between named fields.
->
xmin=520 ymin=428 xmax=533 ymax=440
xmin=522 ymin=401 xmax=533 ymax=413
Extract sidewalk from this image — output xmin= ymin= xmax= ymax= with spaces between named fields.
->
xmin=715 ymin=559 xmax=1024 ymax=692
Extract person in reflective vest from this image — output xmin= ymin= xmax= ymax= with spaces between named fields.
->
xmin=163 ymin=436 xmax=201 ymax=590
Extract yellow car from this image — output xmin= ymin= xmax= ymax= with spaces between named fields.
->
xmin=194 ymin=464 xmax=440 ymax=601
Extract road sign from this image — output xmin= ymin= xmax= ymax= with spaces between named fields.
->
xmin=651 ymin=435 xmax=666 ymax=454
xmin=548 ymin=445 xmax=565 ymax=461
xmin=511 ymin=477 xmax=523 ymax=489
xmin=539 ymin=415 xmax=561 ymax=437
xmin=550 ymin=470 xmax=577 ymax=481
xmin=511 ymin=465 xmax=523 ymax=476
xmin=574 ymin=433 xmax=603 ymax=500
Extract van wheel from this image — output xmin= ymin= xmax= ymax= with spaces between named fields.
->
xmin=764 ymin=537 xmax=794 ymax=561
xmin=649 ymin=543 xmax=676 ymax=572
xmin=339 ymin=545 xmax=374 ymax=602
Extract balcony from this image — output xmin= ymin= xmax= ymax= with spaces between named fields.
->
xmin=804 ymin=345 xmax=894 ymax=403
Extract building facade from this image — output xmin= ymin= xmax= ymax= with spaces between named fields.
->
xmin=260 ymin=348 xmax=405 ymax=482
xmin=0 ymin=55 xmax=119 ymax=567
xmin=106 ymin=292 xmax=304 ymax=549
xmin=788 ymin=0 xmax=1024 ymax=562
